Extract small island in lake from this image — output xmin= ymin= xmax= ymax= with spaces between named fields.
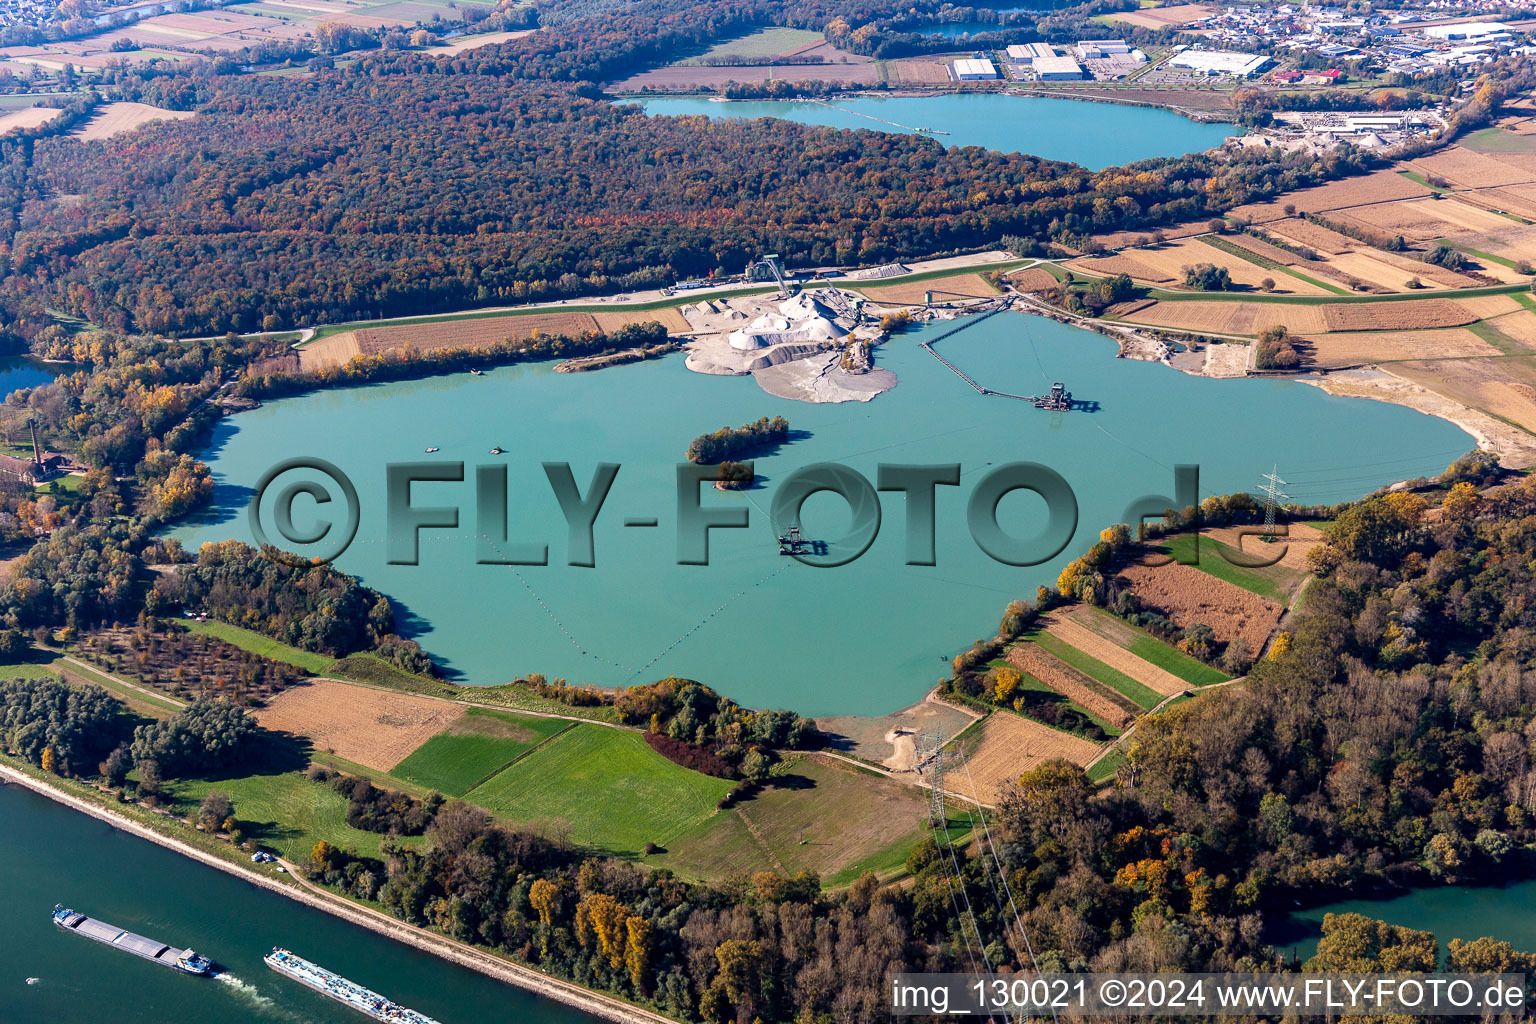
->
xmin=686 ymin=415 xmax=789 ymax=464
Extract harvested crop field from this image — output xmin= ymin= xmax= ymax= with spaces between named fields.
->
xmin=1132 ymin=239 xmax=1330 ymax=294
xmin=1320 ymin=299 xmax=1476 ymax=332
xmin=884 ymin=59 xmax=954 ymax=85
xmin=1041 ymin=613 xmax=1188 ymax=697
xmin=298 ymin=332 xmax=361 ymax=371
xmin=1317 ymin=250 xmax=1438 ymax=292
xmin=1120 ymin=300 xmax=1327 ymax=335
xmin=1337 ymin=201 xmax=1462 ymax=243
xmin=75 ymin=102 xmax=194 ymax=141
xmin=424 ymin=29 xmax=536 ymax=55
xmin=613 ymin=62 xmax=880 ymax=90
xmin=1066 ymin=252 xmax=1174 ymax=283
xmin=859 ymin=272 xmax=997 ymax=304
xmin=1009 ymin=267 xmax=1059 ymax=291
xmin=1108 ymin=2 xmax=1213 ymax=27
xmin=1485 ymin=311 xmax=1536 ymax=348
xmin=1347 ymin=244 xmax=1484 ymax=288
xmin=1222 ymin=233 xmax=1302 ymax=266
xmin=1116 ymin=556 xmax=1283 ymax=655
xmin=1408 ymin=146 xmax=1536 ymax=189
xmin=1006 ymin=643 xmax=1136 ymax=728
xmin=1229 ymin=170 xmax=1430 ymax=223
xmin=592 ymin=306 xmax=690 ymax=333
xmin=1093 ymin=220 xmax=1209 ymax=251
xmin=1413 ymin=197 xmax=1522 ymax=235
xmin=0 ymin=106 xmax=63 ymax=133
xmin=253 ymin=679 xmax=464 ymax=772
xmin=1455 ymin=294 xmax=1526 ymax=318
xmin=1264 ymin=219 xmax=1358 ymax=254
xmin=945 ymin=712 xmax=1101 ymax=804
xmin=1202 ymin=522 xmax=1324 ymax=571
xmin=1473 ymin=185 xmax=1536 ymax=220
xmin=1390 ymin=357 xmax=1536 ymax=434
xmin=1299 ymin=327 xmax=1497 ymax=367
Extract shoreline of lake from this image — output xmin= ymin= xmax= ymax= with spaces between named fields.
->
xmin=613 ymin=85 xmax=1236 ymax=126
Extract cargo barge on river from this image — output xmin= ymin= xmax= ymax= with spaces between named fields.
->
xmin=265 ymin=947 xmax=442 ymax=1023
xmin=52 ymin=905 xmax=214 ymax=975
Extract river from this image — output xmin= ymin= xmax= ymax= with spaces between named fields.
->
xmin=175 ymin=315 xmax=1473 ymax=716
xmin=635 ymin=94 xmax=1239 ymax=171
xmin=0 ymin=782 xmax=602 ymax=1024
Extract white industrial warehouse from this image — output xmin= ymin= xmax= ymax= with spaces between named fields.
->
xmin=951 ymin=57 xmax=999 ymax=80
xmin=1166 ymin=48 xmax=1269 ymax=76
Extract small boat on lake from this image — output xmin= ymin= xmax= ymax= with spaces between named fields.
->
xmin=424 ymin=447 xmax=439 ymax=453
xmin=489 ymin=447 xmax=504 ymax=455
xmin=469 ymin=368 xmax=483 ymax=376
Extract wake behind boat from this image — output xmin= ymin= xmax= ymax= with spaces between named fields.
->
xmin=52 ymin=905 xmax=214 ymax=976
xmin=265 ymin=947 xmax=442 ymax=1023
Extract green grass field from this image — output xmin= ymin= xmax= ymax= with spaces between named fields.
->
xmin=651 ymin=755 xmax=961 ymax=885
xmin=391 ymin=708 xmax=571 ymax=795
xmin=1087 ymin=749 xmax=1126 ymax=783
xmin=1073 ymin=606 xmax=1228 ymax=687
xmin=180 ymin=619 xmax=336 ymax=674
xmin=163 ymin=768 xmax=422 ymax=861
xmin=1027 ymin=631 xmax=1163 ymax=710
xmin=1157 ymin=534 xmax=1294 ymax=603
xmin=1124 ymin=633 xmax=1229 ymax=686
xmin=462 ymin=725 xmax=733 ymax=855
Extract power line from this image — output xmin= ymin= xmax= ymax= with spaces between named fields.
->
xmin=1257 ymin=465 xmax=1289 ymax=541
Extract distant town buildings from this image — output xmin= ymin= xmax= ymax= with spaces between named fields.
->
xmin=1422 ymin=21 xmax=1514 ymax=40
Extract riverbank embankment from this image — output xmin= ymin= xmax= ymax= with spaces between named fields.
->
xmin=0 ymin=760 xmax=680 ymax=1024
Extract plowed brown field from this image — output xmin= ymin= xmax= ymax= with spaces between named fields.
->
xmin=1006 ymin=644 xmax=1136 ymax=728
xmin=253 ymin=679 xmax=464 ymax=771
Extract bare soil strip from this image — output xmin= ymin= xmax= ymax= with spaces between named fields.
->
xmin=1006 ymin=643 xmax=1137 ymax=727
xmin=1041 ymin=613 xmax=1189 ymax=697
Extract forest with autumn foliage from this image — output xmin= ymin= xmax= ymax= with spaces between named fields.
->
xmin=0 ymin=0 xmax=1398 ymax=339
